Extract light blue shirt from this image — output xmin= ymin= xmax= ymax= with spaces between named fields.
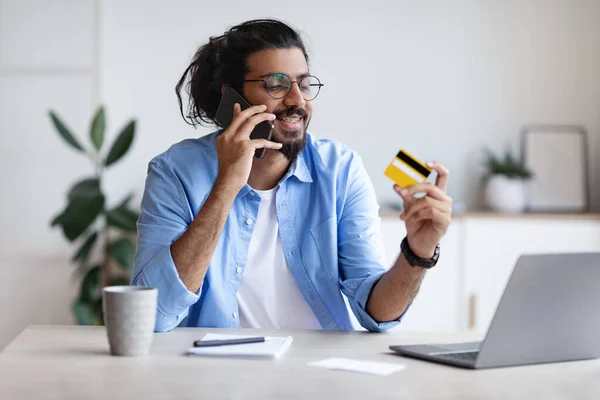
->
xmin=131 ymin=131 xmax=404 ymax=332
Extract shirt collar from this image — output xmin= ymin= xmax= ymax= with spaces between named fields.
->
xmin=235 ymin=149 xmax=313 ymax=200
xmin=223 ymin=133 xmax=313 ymax=200
xmin=284 ymin=150 xmax=313 ymax=183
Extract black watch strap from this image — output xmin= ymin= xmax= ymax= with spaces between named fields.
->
xmin=401 ymin=236 xmax=440 ymax=269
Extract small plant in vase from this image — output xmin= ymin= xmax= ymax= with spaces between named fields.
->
xmin=49 ymin=106 xmax=139 ymax=325
xmin=482 ymin=147 xmax=533 ymax=212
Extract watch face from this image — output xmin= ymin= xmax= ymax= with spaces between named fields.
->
xmin=433 ymin=245 xmax=440 ymax=261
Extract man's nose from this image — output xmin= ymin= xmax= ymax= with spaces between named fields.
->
xmin=283 ymin=82 xmax=307 ymax=109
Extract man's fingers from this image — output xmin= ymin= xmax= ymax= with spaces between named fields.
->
xmin=226 ymin=104 xmax=270 ymax=135
xmin=397 ymin=182 xmax=451 ymax=203
xmin=400 ymin=196 xmax=451 ymax=221
xmin=232 ymin=103 xmax=241 ymax=118
xmin=426 ymin=161 xmax=449 ymax=192
xmin=406 ymin=207 xmax=451 ymax=226
xmin=237 ymin=112 xmax=276 ymax=139
xmin=248 ymin=138 xmax=283 ymax=150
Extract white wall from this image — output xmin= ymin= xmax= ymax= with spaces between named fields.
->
xmin=0 ymin=0 xmax=97 ymax=349
xmin=1 ymin=0 xmax=599 ymax=349
xmin=100 ymin=0 xmax=600 ymax=212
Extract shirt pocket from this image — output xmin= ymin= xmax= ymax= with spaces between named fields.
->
xmin=309 ymin=217 xmax=339 ymax=282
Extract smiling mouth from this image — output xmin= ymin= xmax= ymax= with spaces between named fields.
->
xmin=275 ymin=114 xmax=305 ymax=131
xmin=279 ymin=116 xmax=302 ymax=122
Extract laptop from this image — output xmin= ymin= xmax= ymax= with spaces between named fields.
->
xmin=389 ymin=252 xmax=600 ymax=369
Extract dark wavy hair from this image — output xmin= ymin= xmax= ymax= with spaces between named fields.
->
xmin=175 ymin=19 xmax=309 ymax=128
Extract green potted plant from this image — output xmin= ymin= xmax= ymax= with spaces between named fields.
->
xmin=482 ymin=147 xmax=533 ymax=212
xmin=49 ymin=106 xmax=139 ymax=325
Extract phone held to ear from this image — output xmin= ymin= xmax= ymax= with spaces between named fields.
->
xmin=215 ymin=86 xmax=275 ymax=159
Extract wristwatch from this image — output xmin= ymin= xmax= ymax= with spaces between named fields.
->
xmin=401 ymin=236 xmax=440 ymax=269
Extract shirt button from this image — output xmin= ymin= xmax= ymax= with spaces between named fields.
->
xmin=249 ymin=191 xmax=255 ymax=196
xmin=289 ymin=250 xmax=295 ymax=256
xmin=246 ymin=218 xmax=253 ymax=226
xmin=232 ymin=312 xmax=238 ymax=319
xmin=236 ymin=267 xmax=242 ymax=274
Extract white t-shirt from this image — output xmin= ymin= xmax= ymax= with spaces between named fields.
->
xmin=237 ymin=187 xmax=322 ymax=330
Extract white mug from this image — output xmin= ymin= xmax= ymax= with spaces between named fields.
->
xmin=102 ymin=286 xmax=158 ymax=356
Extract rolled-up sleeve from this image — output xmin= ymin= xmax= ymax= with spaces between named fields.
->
xmin=338 ymin=153 xmax=406 ymax=332
xmin=131 ymin=159 xmax=200 ymax=332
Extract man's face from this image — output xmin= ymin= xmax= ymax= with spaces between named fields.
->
xmin=242 ymin=48 xmax=313 ymax=161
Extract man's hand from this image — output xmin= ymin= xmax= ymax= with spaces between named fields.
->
xmin=215 ymin=103 xmax=281 ymax=193
xmin=394 ymin=162 xmax=452 ymax=258
xmin=171 ymin=103 xmax=281 ymax=293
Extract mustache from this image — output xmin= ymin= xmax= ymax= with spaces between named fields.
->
xmin=274 ymin=108 xmax=308 ymax=119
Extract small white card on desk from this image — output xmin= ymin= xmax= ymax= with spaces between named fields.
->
xmin=307 ymin=358 xmax=406 ymax=376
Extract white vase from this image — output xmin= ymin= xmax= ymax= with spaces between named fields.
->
xmin=484 ymin=175 xmax=527 ymax=213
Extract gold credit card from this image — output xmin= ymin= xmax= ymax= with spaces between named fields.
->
xmin=384 ymin=149 xmax=432 ymax=188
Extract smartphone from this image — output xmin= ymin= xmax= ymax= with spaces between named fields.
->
xmin=215 ymin=86 xmax=274 ymax=159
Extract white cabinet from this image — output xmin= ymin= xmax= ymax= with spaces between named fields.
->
xmin=462 ymin=216 xmax=600 ymax=333
xmin=373 ymin=213 xmax=600 ymax=334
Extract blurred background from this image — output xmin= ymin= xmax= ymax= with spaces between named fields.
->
xmin=1 ymin=0 xmax=599 ymax=349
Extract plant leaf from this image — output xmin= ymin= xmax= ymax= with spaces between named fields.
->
xmin=104 ymin=120 xmax=135 ymax=167
xmin=68 ymin=177 xmax=101 ymax=202
xmin=90 ymin=107 xmax=106 ymax=151
xmin=108 ymin=237 xmax=135 ymax=271
xmin=71 ymin=231 xmax=98 ymax=264
xmin=49 ymin=111 xmax=84 ymax=152
xmin=117 ymin=193 xmax=135 ymax=209
xmin=80 ymin=265 xmax=101 ymax=303
xmin=90 ymin=298 xmax=104 ymax=326
xmin=482 ymin=146 xmax=533 ymax=179
xmin=52 ymin=178 xmax=104 ymax=241
xmin=110 ymin=276 xmax=131 ymax=286
xmin=71 ymin=261 xmax=100 ymax=285
xmin=72 ymin=301 xmax=94 ymax=325
xmin=56 ymin=193 xmax=105 ymax=241
xmin=106 ymin=206 xmax=138 ymax=232
xmin=51 ymin=211 xmax=64 ymax=227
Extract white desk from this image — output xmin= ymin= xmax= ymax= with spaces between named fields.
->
xmin=0 ymin=325 xmax=598 ymax=399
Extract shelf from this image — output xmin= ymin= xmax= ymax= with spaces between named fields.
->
xmin=379 ymin=209 xmax=600 ymax=220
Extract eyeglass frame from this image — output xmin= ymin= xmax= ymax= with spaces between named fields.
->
xmin=243 ymin=73 xmax=324 ymax=101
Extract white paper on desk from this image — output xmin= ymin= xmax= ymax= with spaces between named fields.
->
xmin=187 ymin=333 xmax=293 ymax=359
xmin=308 ymin=358 xmax=406 ymax=376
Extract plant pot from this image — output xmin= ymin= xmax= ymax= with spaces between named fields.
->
xmin=484 ymin=175 xmax=527 ymax=213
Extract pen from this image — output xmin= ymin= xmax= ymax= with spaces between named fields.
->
xmin=193 ymin=337 xmax=267 ymax=347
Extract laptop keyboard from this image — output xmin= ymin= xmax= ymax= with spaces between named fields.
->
xmin=432 ymin=351 xmax=479 ymax=364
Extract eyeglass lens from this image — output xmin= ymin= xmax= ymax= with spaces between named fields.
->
xmin=265 ymin=73 xmax=321 ymax=100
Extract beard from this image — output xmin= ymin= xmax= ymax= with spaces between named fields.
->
xmin=271 ymin=107 xmax=310 ymax=163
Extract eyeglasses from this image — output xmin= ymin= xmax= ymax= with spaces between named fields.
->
xmin=244 ymin=73 xmax=324 ymax=101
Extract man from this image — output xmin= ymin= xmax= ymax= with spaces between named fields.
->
xmin=131 ymin=19 xmax=452 ymax=332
